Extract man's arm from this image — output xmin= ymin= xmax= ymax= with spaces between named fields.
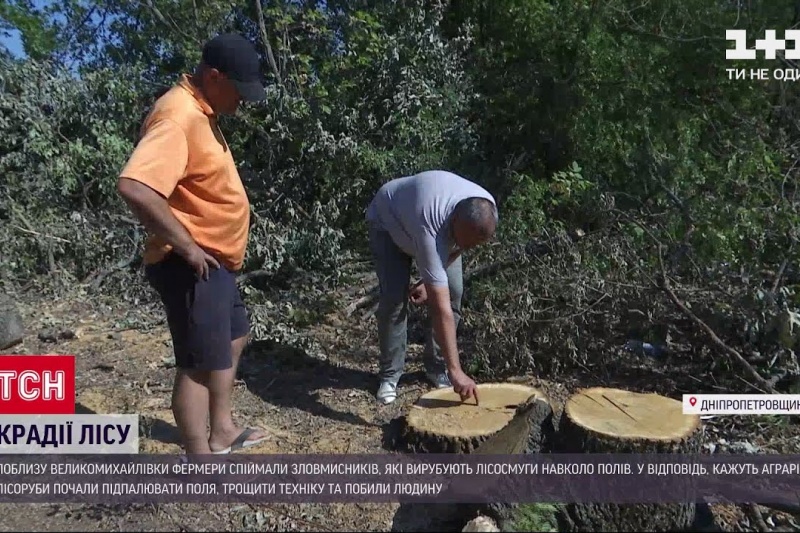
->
xmin=426 ymin=283 xmax=462 ymax=374
xmin=415 ymin=234 xmax=477 ymax=402
xmin=416 ymin=237 xmax=462 ymax=373
xmin=117 ymin=178 xmax=195 ymax=257
xmin=425 ymin=279 xmax=478 ymax=403
xmin=117 ymin=118 xmax=192 ymax=253
xmin=117 ymin=118 xmax=218 ymax=278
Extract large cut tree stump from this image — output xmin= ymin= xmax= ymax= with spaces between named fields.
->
xmin=401 ymin=383 xmax=554 ymax=454
xmin=0 ymin=294 xmax=24 ymax=351
xmin=560 ymin=387 xmax=702 ymax=453
xmin=391 ymin=383 xmax=556 ymax=532
xmin=556 ymin=387 xmax=703 ymax=532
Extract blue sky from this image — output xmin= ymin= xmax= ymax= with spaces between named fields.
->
xmin=1 ymin=29 xmax=25 ymax=57
xmin=1 ymin=0 xmax=54 ymax=58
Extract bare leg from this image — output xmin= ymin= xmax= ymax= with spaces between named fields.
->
xmin=172 ymin=369 xmax=211 ymax=454
xmin=207 ymin=335 xmax=266 ymax=451
xmin=231 ymin=334 xmax=248 ymax=375
xmin=150 ymin=254 xmax=261 ymax=454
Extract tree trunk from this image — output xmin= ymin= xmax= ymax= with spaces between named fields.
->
xmin=391 ymin=384 xmax=556 ymax=533
xmin=400 ymin=383 xmax=554 ymax=454
xmin=555 ymin=387 xmax=703 ymax=532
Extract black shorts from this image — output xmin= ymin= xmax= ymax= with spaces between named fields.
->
xmin=145 ymin=253 xmax=250 ymax=371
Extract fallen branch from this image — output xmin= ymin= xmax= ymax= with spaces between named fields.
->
xmin=88 ymin=251 xmax=141 ymax=293
xmin=756 ymin=501 xmax=800 ymax=515
xmin=9 ymin=224 xmax=71 ymax=243
xmin=658 ymin=254 xmax=778 ymax=394
xmin=345 ymin=289 xmax=378 ymax=315
xmin=770 ymin=236 xmax=795 ymax=292
xmin=87 ymin=227 xmax=142 ymax=293
xmin=237 ymin=269 xmax=272 ymax=285
xmin=772 ymin=258 xmax=790 ymax=293
xmin=620 ymin=211 xmax=780 ymax=393
xmin=5 ymin=193 xmax=56 ymax=272
xmin=109 ymin=214 xmax=141 ymax=227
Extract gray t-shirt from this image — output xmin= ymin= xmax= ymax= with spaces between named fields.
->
xmin=366 ymin=170 xmax=496 ymax=286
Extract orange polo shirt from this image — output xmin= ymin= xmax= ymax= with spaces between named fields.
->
xmin=119 ymin=74 xmax=250 ymax=271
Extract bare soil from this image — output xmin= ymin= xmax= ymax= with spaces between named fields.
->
xmin=0 ymin=288 xmax=798 ymax=532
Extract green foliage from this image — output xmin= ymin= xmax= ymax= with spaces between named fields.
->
xmin=0 ymin=0 xmax=59 ymax=59
xmin=2 ymin=0 xmax=799 ymax=388
xmin=509 ymin=503 xmax=561 ymax=532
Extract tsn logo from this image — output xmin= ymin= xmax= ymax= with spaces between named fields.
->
xmin=0 ymin=356 xmax=75 ymax=414
xmin=727 ymin=29 xmax=800 ymax=60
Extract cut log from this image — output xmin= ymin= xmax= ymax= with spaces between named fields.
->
xmin=401 ymin=383 xmax=554 ymax=454
xmin=557 ymin=387 xmax=703 ymax=532
xmin=559 ymin=387 xmax=702 ymax=453
xmin=472 ymin=394 xmax=557 ymax=530
xmin=391 ymin=384 xmax=556 ymax=532
xmin=0 ymin=295 xmax=24 ymax=351
xmin=473 ymin=394 xmax=555 ymax=455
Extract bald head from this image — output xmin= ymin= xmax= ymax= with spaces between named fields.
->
xmin=451 ymin=197 xmax=498 ymax=249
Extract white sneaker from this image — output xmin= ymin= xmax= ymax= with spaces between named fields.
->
xmin=377 ymin=380 xmax=398 ymax=404
xmin=426 ymin=371 xmax=451 ymax=389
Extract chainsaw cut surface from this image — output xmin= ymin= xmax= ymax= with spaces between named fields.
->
xmin=564 ymin=387 xmax=700 ymax=441
xmin=407 ymin=383 xmax=546 ymax=438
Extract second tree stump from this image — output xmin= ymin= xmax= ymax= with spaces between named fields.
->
xmin=556 ymin=387 xmax=703 ymax=531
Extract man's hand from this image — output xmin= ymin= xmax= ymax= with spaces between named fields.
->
xmin=449 ymin=367 xmax=479 ymax=405
xmin=427 ymin=282 xmax=475 ymax=402
xmin=117 ymin=178 xmax=215 ymax=279
xmin=178 ymin=243 xmax=220 ymax=280
xmin=409 ymin=282 xmax=427 ymax=305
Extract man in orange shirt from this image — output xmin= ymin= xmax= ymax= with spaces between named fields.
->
xmin=117 ymin=33 xmax=268 ymax=455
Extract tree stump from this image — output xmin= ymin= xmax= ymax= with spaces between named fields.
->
xmin=401 ymin=383 xmax=554 ymax=454
xmin=391 ymin=384 xmax=556 ymax=532
xmin=560 ymin=387 xmax=702 ymax=453
xmin=557 ymin=387 xmax=703 ymax=532
xmin=0 ymin=294 xmax=24 ymax=351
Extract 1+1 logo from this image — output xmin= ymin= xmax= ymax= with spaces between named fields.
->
xmin=726 ymin=29 xmax=800 ymax=81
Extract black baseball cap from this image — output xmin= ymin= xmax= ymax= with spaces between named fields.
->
xmin=202 ymin=33 xmax=267 ymax=102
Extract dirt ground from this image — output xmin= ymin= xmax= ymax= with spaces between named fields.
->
xmin=0 ymin=288 xmax=798 ymax=532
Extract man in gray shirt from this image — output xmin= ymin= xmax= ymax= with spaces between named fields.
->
xmin=365 ymin=170 xmax=498 ymax=405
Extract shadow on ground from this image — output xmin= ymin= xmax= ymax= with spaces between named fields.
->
xmin=74 ymin=403 xmax=97 ymax=415
xmin=390 ymin=502 xmax=467 ymax=532
xmin=239 ymin=339 xmax=384 ymax=429
xmin=77 ymin=401 xmax=182 ymax=447
xmin=139 ymin=417 xmax=181 ymax=445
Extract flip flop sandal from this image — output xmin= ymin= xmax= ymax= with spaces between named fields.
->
xmin=211 ymin=427 xmax=268 ymax=454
